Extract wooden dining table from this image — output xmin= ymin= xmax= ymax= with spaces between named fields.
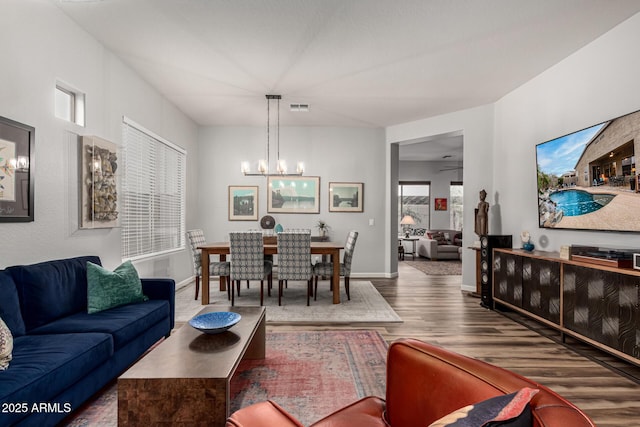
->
xmin=198 ymin=241 xmax=345 ymax=305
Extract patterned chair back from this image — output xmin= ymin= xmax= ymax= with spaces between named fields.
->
xmin=229 ymin=231 xmax=267 ymax=280
xmin=277 ymin=230 xmax=312 ymax=281
xmin=342 ymin=230 xmax=359 ymax=276
xmin=186 ymin=229 xmax=206 ymax=275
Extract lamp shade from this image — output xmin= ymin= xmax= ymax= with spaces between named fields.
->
xmin=400 ymin=215 xmax=415 ymax=225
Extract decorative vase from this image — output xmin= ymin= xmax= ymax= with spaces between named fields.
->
xmin=523 ymin=242 xmax=534 ymax=252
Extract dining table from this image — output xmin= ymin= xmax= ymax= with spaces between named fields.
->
xmin=198 ymin=241 xmax=345 ymax=305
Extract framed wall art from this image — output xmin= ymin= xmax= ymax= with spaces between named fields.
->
xmin=0 ymin=116 xmax=35 ymax=222
xmin=329 ymin=182 xmax=363 ymax=212
xmin=267 ymin=176 xmax=320 ymax=213
xmin=80 ymin=135 xmax=119 ymax=229
xmin=229 ymin=185 xmax=258 ymax=220
xmin=434 ymin=197 xmax=448 ymax=211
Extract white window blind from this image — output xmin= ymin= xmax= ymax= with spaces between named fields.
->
xmin=121 ymin=117 xmax=186 ymax=260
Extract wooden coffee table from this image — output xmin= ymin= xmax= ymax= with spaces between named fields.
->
xmin=118 ymin=305 xmax=266 ymax=426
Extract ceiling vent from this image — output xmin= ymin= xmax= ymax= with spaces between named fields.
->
xmin=290 ymin=103 xmax=310 ymax=112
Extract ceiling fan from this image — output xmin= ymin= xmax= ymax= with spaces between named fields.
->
xmin=439 ymin=157 xmax=463 ymax=171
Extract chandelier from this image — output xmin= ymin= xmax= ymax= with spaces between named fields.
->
xmin=241 ymin=94 xmax=304 ymax=176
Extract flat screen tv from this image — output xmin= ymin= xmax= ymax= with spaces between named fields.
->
xmin=536 ymin=109 xmax=640 ymax=232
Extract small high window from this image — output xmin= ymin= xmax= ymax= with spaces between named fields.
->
xmin=55 ymin=82 xmax=85 ymax=126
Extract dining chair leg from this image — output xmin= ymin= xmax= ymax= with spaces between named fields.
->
xmin=307 ymin=279 xmax=312 ymax=306
xmin=345 ymin=277 xmax=350 ymax=300
xmin=278 ymin=280 xmax=283 ymax=306
xmin=313 ymin=276 xmax=318 ymax=301
xmin=268 ymin=273 xmax=273 ymax=297
xmin=195 ymin=275 xmax=200 ymax=300
xmin=236 ymin=280 xmax=241 ymax=296
xmin=231 ymin=280 xmax=235 ymax=306
xmin=227 ymin=278 xmax=231 ymax=301
xmin=247 ymin=280 xmax=250 ymax=289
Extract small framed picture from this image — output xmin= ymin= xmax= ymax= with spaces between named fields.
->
xmin=0 ymin=116 xmax=35 ymax=222
xmin=229 ymin=185 xmax=259 ymax=220
xmin=434 ymin=198 xmax=447 ymax=211
xmin=329 ymin=182 xmax=363 ymax=212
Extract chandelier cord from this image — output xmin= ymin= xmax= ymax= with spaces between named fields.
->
xmin=276 ymin=96 xmax=280 ymax=166
xmin=266 ymin=96 xmax=270 ymax=173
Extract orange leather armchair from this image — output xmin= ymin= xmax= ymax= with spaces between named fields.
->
xmin=227 ymin=338 xmax=595 ymax=427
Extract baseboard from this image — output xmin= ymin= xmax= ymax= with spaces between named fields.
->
xmin=351 ymin=272 xmax=398 ymax=279
xmin=176 ymin=276 xmax=194 ymax=291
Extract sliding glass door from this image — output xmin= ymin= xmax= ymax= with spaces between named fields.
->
xmin=449 ymin=181 xmax=463 ymax=231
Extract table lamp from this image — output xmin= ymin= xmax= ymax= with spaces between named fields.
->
xmin=400 ymin=215 xmax=415 ymax=238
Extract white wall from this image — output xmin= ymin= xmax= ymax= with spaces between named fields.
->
xmin=387 ymin=12 xmax=640 ymax=291
xmin=399 ymin=160 xmax=463 ymax=230
xmin=197 ymin=126 xmax=387 ymax=276
xmin=0 ymin=1 xmax=198 ymax=284
xmin=387 ymin=105 xmax=495 ymax=291
xmin=494 ymin=12 xmax=640 ymax=252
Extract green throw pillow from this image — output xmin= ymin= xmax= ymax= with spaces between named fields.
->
xmin=0 ymin=316 xmax=13 ymax=370
xmin=87 ymin=261 xmax=148 ymax=314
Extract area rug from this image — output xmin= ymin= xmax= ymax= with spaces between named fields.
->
xmin=61 ymin=330 xmax=388 ymax=427
xmin=176 ymin=280 xmax=402 ymax=324
xmin=403 ymin=259 xmax=462 ymax=275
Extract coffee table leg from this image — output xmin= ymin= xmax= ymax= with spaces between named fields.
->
xmin=243 ymin=313 xmax=266 ymax=360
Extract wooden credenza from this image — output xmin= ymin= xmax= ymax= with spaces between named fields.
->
xmin=493 ymin=248 xmax=640 ymax=366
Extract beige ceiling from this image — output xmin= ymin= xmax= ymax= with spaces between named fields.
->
xmin=53 ymin=0 xmax=640 ymax=129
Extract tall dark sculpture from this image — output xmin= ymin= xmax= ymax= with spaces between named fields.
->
xmin=475 ymin=189 xmax=489 ymax=237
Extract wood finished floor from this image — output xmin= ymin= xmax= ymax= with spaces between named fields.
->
xmin=185 ymin=262 xmax=640 ymax=426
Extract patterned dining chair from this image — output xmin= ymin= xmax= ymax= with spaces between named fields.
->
xmin=229 ymin=231 xmax=273 ymax=306
xmin=186 ymin=229 xmax=230 ymax=300
xmin=277 ymin=230 xmax=313 ymax=306
xmin=313 ymin=230 xmax=358 ymax=301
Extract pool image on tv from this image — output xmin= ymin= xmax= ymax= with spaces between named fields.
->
xmin=536 ymin=109 xmax=640 ymax=232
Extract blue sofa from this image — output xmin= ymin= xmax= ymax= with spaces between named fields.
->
xmin=0 ymin=256 xmax=175 ymax=426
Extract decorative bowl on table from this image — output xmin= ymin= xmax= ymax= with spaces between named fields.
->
xmin=189 ymin=311 xmax=241 ymax=335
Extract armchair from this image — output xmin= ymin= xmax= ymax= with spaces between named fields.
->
xmin=227 ymin=338 xmax=594 ymax=427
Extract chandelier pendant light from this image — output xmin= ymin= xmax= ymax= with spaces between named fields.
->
xmin=241 ymin=94 xmax=304 ymax=176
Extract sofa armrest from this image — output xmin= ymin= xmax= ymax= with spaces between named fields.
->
xmin=141 ymin=278 xmax=175 ymax=330
xmin=417 ymin=238 xmax=438 ymax=259
xmin=227 ymin=400 xmax=305 ymax=427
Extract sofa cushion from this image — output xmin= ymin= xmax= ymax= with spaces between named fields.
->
xmin=7 ymin=256 xmax=101 ymax=332
xmin=428 ymin=387 xmax=538 ymax=427
xmin=28 ymin=300 xmax=169 ymax=351
xmin=413 ymin=228 xmax=427 ymax=236
xmin=438 ymin=245 xmax=461 ymax=254
xmin=87 ymin=261 xmax=147 ymax=314
xmin=0 ymin=271 xmax=26 ymax=336
xmin=430 ymin=232 xmax=447 ymax=245
xmin=0 ymin=316 xmax=12 ymax=370
xmin=0 ymin=333 xmax=112 ymax=417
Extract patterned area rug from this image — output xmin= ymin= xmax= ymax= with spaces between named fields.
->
xmin=403 ymin=259 xmax=462 ymax=275
xmin=61 ymin=330 xmax=388 ymax=426
xmin=175 ymin=280 xmax=402 ymax=324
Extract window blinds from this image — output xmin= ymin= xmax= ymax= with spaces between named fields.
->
xmin=121 ymin=117 xmax=186 ymax=260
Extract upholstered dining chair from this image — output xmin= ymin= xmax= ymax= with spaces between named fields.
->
xmin=277 ymin=230 xmax=313 ymax=306
xmin=313 ymin=230 xmax=358 ymax=301
xmin=229 ymin=231 xmax=273 ymax=306
xmin=186 ymin=229 xmax=230 ymax=300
